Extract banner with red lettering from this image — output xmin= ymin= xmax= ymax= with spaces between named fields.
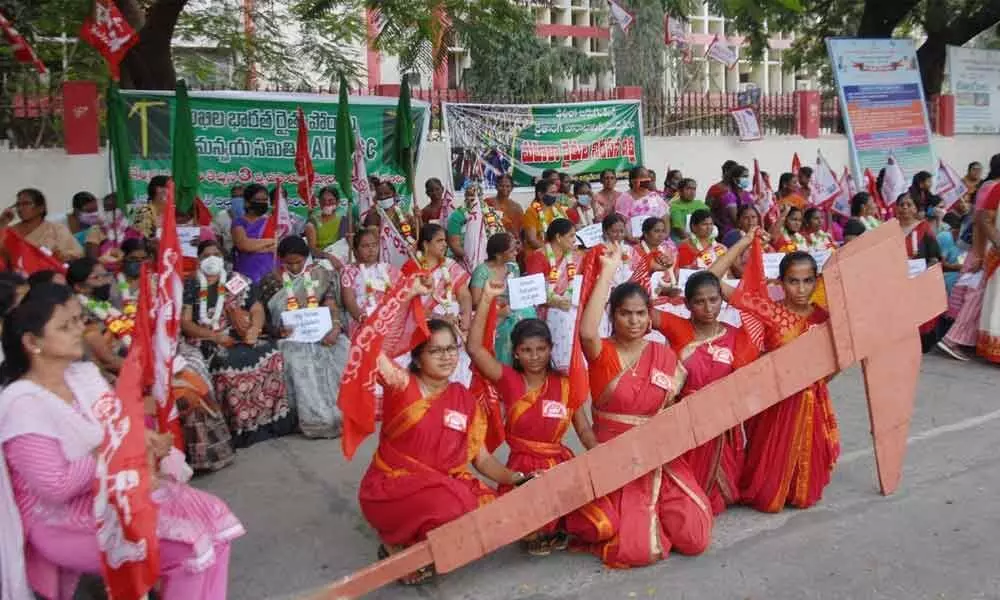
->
xmin=154 ymin=182 xmax=183 ymax=449
xmin=442 ymin=100 xmax=644 ymax=191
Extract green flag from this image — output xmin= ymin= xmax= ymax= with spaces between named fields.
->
xmin=171 ymin=79 xmax=199 ymax=214
xmin=107 ymin=82 xmax=133 ymax=212
xmin=393 ymin=77 xmax=415 ymax=205
xmin=334 ymin=74 xmax=354 ymax=205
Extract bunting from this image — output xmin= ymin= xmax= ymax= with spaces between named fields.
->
xmin=0 ymin=13 xmax=47 ymax=75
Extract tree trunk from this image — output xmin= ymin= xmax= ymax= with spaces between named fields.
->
xmin=856 ymin=0 xmax=921 ymax=37
xmin=916 ymin=0 xmax=1000 ymax=98
xmin=116 ymin=0 xmax=190 ymax=89
xmin=917 ymin=34 xmax=947 ymax=98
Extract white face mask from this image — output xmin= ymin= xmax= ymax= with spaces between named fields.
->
xmin=321 ymin=205 xmax=336 ymax=216
xmin=200 ymin=255 xmax=225 ymax=277
xmin=377 ymin=197 xmax=395 ymax=210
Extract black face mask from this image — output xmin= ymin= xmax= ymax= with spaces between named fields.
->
xmin=247 ymin=200 xmax=269 ymax=215
xmin=542 ymin=194 xmax=558 ymax=206
xmin=91 ymin=283 xmax=112 ymax=302
xmin=122 ymin=259 xmax=143 ymax=279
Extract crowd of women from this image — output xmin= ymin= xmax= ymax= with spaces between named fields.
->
xmin=0 ymin=150 xmax=996 ymax=597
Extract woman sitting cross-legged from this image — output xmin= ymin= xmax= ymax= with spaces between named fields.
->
xmin=467 ymin=279 xmax=598 ymax=555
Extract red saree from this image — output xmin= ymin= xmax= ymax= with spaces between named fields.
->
xmin=358 ymin=374 xmax=496 ymax=547
xmin=727 ymin=287 xmax=840 ymax=512
xmin=656 ymin=313 xmax=759 ymax=515
xmin=564 ymin=340 xmax=713 ymax=568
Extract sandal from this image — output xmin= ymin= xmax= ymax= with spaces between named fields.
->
xmin=549 ymin=532 xmax=570 ymax=552
xmin=379 ymin=543 xmax=435 ymax=586
xmin=524 ymin=535 xmax=553 ymax=556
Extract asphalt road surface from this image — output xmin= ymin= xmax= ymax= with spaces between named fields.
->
xmin=195 ymin=354 xmax=1000 ymax=600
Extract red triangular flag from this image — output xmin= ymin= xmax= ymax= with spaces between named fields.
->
xmin=864 ymin=167 xmax=887 ymax=217
xmin=261 ymin=180 xmax=291 ymax=240
xmin=295 ymin=107 xmax=316 ymax=210
xmin=791 ymin=152 xmax=801 ymax=176
xmin=567 ymin=247 xmax=603 ymax=410
xmin=153 ymin=180 xmax=184 ymax=450
xmin=78 ymin=0 xmax=138 ymax=80
xmin=469 ymin=299 xmax=506 ymax=452
xmin=734 ymin=235 xmax=767 ymax=352
xmin=194 ymin=197 xmax=213 ymax=226
xmin=2 ymin=228 xmax=67 ymax=276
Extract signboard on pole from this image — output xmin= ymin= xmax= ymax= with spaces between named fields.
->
xmin=946 ymin=45 xmax=1000 ymax=134
xmin=826 ymin=38 xmax=935 ymax=184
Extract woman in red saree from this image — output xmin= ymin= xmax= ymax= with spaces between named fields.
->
xmin=654 ymin=271 xmax=759 ymax=514
xmin=675 ymin=209 xmax=729 ymax=273
xmin=708 ymin=230 xmax=840 ymax=513
xmin=355 ymin=279 xmax=528 ymax=584
xmin=468 ymin=281 xmax=598 ymax=554
xmin=564 ymin=249 xmax=713 ymax=568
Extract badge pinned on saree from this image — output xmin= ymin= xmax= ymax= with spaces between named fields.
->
xmin=707 ymin=344 xmax=734 ymax=365
xmin=225 ymin=276 xmax=249 ymax=297
xmin=651 ymin=369 xmax=674 ymax=392
xmin=542 ymin=400 xmax=568 ymax=420
xmin=443 ymin=409 xmax=468 ymax=432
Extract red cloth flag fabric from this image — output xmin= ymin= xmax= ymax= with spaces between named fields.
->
xmin=339 ymin=274 xmax=430 ymax=459
xmin=78 ymin=0 xmax=138 ymax=80
xmin=153 ymin=181 xmax=183 ymax=450
xmin=566 ymin=247 xmax=604 ymax=411
xmin=2 ymin=228 xmax=67 ymax=276
xmin=791 ymin=153 xmax=801 ymax=176
xmin=734 ymin=235 xmax=768 ymax=351
xmin=468 ymin=299 xmax=506 ymax=452
xmin=262 ymin=180 xmax=291 ymax=240
xmin=0 ymin=13 xmax=47 ymax=75
xmin=194 ymin=197 xmax=213 ymax=226
xmin=295 ymin=107 xmax=316 ymax=210
xmin=94 ymin=262 xmax=160 ymax=599
xmin=864 ymin=167 xmax=887 ymax=216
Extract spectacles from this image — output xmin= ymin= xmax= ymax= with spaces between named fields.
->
xmin=425 ymin=345 xmax=459 ymax=358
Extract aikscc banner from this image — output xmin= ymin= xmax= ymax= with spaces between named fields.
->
xmin=442 ymin=100 xmax=644 ymax=191
xmin=119 ymin=90 xmax=430 ymax=216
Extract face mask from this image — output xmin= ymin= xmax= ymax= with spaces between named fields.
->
xmin=248 ymin=200 xmax=269 ymax=215
xmin=738 ymin=177 xmax=752 ymax=191
xmin=377 ymin=197 xmax=395 ymax=210
xmin=122 ymin=259 xmax=143 ymax=279
xmin=542 ymin=194 xmax=558 ymax=206
xmin=321 ymin=204 xmax=336 ymax=216
xmin=200 ymin=255 xmax=225 ymax=277
xmin=78 ymin=211 xmax=102 ymax=226
xmin=91 ymin=283 xmax=112 ymax=302
xmin=230 ymin=197 xmax=245 ymax=217
xmin=577 ymin=195 xmax=591 ymax=206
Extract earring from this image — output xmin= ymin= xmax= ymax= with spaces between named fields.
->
xmin=31 ymin=347 xmax=41 ymax=355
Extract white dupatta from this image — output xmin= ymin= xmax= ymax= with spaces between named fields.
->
xmin=0 ymin=362 xmax=106 ymax=600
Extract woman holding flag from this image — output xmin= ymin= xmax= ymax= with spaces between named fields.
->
xmin=0 ymin=283 xmax=243 ymax=600
xmin=341 ymin=227 xmax=400 ymax=337
xmin=707 ymin=230 xmax=840 ymax=512
xmin=181 ymin=240 xmax=292 ymax=448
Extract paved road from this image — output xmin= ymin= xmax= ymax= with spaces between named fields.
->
xmin=195 ymin=354 xmax=1000 ymax=600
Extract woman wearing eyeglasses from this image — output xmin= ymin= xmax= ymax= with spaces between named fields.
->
xmin=0 ymin=188 xmax=83 ymax=262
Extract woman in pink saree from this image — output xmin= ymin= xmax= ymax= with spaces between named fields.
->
xmin=564 ymin=249 xmax=713 ymax=568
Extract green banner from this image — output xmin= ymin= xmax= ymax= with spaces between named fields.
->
xmin=119 ymin=90 xmax=430 ymax=216
xmin=442 ymin=100 xmax=644 ymax=190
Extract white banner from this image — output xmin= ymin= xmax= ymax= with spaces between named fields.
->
xmin=706 ymin=35 xmax=738 ymax=68
xmin=946 ymin=45 xmax=1000 ymax=134
xmin=731 ymin=108 xmax=761 ymax=141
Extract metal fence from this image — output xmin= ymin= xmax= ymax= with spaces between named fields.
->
xmin=0 ymin=80 xmax=64 ymax=149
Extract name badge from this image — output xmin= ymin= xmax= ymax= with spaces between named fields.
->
xmin=708 ymin=345 xmax=734 ymax=365
xmin=542 ymin=400 xmax=568 ymax=420
xmin=443 ymin=409 xmax=468 ymax=432
xmin=225 ymin=276 xmax=249 ymax=296
xmin=651 ymin=369 xmax=673 ymax=392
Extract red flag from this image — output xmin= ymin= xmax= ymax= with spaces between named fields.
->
xmin=791 ymin=153 xmax=801 ymax=176
xmin=78 ymin=0 xmax=138 ymax=80
xmin=734 ymin=235 xmax=767 ymax=352
xmin=154 ymin=181 xmax=183 ymax=450
xmin=194 ymin=197 xmax=213 ymax=226
xmin=2 ymin=228 xmax=67 ymax=276
xmin=0 ymin=13 xmax=47 ymax=75
xmin=262 ymin=180 xmax=291 ymax=240
xmin=295 ymin=107 xmax=316 ymax=210
xmin=94 ymin=262 xmax=160 ymax=598
xmin=864 ymin=167 xmax=887 ymax=216
xmin=567 ymin=247 xmax=603 ymax=411
xmin=469 ymin=299 xmax=506 ymax=452
xmin=339 ymin=274 xmax=430 ymax=459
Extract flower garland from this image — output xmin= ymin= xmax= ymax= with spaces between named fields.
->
xmin=80 ymin=295 xmax=135 ymax=348
xmin=691 ymin=236 xmax=726 ymax=268
xmin=359 ymin=262 xmax=391 ymax=317
xmin=282 ymin=266 xmax=320 ymax=311
xmin=391 ymin=205 xmax=416 ymax=246
xmin=532 ymin=201 xmax=566 ymax=236
xmin=422 ymin=254 xmax=456 ymax=311
xmin=861 ymin=216 xmax=881 ymax=232
xmin=483 ymin=205 xmax=505 ymax=237
xmin=197 ymin=270 xmax=228 ymax=331
xmin=115 ymin=274 xmax=137 ymax=317
xmin=808 ymin=229 xmax=835 ymax=250
xmin=544 ymin=243 xmax=577 ymax=299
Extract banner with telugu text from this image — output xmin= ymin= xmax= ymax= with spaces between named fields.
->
xmin=946 ymin=45 xmax=1000 ymax=134
xmin=442 ymin=100 xmax=644 ymax=191
xmin=826 ymin=38 xmax=935 ymax=183
xmin=119 ymin=90 xmax=429 ymax=216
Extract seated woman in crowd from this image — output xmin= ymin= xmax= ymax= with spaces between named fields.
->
xmin=469 ymin=232 xmax=535 ymax=365
xmin=769 ymin=205 xmax=808 ymax=253
xmin=341 ymin=227 xmax=399 ymax=337
xmin=181 ymin=240 xmax=292 ymax=448
xmin=565 ymin=249 xmax=713 ymax=567
xmin=304 ymin=186 xmax=353 ymax=266
xmin=525 ymin=218 xmax=580 ymax=371
xmin=259 ymin=237 xmax=349 ymax=439
xmin=802 ymin=207 xmax=836 ymax=250
xmin=359 ymin=293 xmax=526 ymax=585
xmin=0 ymin=283 xmax=243 ymax=600
xmin=633 ymin=216 xmax=677 ymax=298
xmin=401 ymin=224 xmax=474 ymax=385
xmin=84 ymin=193 xmax=140 ymax=264
xmin=896 ymin=192 xmax=945 ymax=351
xmin=232 ymin=184 xmax=278 ymax=284
xmin=67 ymin=258 xmax=126 ymax=378
xmin=676 ymin=209 xmax=729 ymax=272
xmin=654 ymin=271 xmax=759 ymax=514
xmin=850 ymin=192 xmax=881 ymax=232
xmin=1 ymin=188 xmax=83 ymax=262
xmin=468 ymin=281 xmax=597 ymax=555
xmin=709 ymin=231 xmax=840 ymax=512
xmin=66 ymin=192 xmax=101 ymax=247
